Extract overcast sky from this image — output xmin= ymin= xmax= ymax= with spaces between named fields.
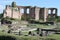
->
xmin=0 ymin=0 xmax=60 ymax=16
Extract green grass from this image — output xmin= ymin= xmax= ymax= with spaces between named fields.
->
xmin=0 ymin=31 xmax=60 ymax=40
xmin=27 ymin=24 xmax=56 ymax=28
xmin=47 ymin=34 xmax=60 ymax=40
xmin=0 ymin=22 xmax=60 ymax=40
xmin=22 ymin=32 xmax=28 ymax=35
xmin=0 ymin=25 xmax=8 ymax=32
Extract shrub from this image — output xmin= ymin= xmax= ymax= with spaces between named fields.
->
xmin=1 ymin=18 xmax=12 ymax=24
xmin=10 ymin=18 xmax=15 ymax=20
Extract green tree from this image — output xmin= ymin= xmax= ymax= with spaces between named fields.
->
xmin=0 ymin=13 xmax=3 ymax=19
xmin=12 ymin=2 xmax=16 ymax=8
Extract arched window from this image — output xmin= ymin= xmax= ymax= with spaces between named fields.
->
xmin=27 ymin=8 xmax=29 ymax=14
xmin=48 ymin=10 xmax=51 ymax=14
xmin=53 ymin=9 xmax=55 ymax=14
xmin=20 ymin=8 xmax=24 ymax=13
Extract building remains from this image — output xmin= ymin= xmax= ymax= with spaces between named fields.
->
xmin=3 ymin=2 xmax=57 ymax=22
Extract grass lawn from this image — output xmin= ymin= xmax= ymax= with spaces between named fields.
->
xmin=0 ymin=32 xmax=60 ymax=40
xmin=27 ymin=24 xmax=56 ymax=29
xmin=0 ymin=25 xmax=8 ymax=32
xmin=0 ymin=22 xmax=60 ymax=40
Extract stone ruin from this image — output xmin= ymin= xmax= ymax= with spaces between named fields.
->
xmin=3 ymin=2 xmax=57 ymax=22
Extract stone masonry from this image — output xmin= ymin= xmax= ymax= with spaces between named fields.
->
xmin=3 ymin=2 xmax=57 ymax=22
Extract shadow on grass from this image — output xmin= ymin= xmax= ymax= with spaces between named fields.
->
xmin=0 ymin=36 xmax=16 ymax=40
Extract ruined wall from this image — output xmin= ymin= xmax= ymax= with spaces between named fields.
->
xmin=39 ymin=8 xmax=44 ymax=20
xmin=3 ymin=6 xmax=12 ymax=18
xmin=3 ymin=6 xmax=22 ymax=19
xmin=30 ymin=7 xmax=35 ymax=19
xmin=3 ymin=10 xmax=7 ymax=17
xmin=35 ymin=7 xmax=40 ymax=20
xmin=12 ymin=9 xmax=19 ymax=19
xmin=47 ymin=8 xmax=57 ymax=21
xmin=44 ymin=8 xmax=48 ymax=22
xmin=3 ymin=2 xmax=57 ymax=22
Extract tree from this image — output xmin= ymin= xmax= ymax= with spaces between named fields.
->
xmin=0 ymin=13 xmax=3 ymax=18
xmin=55 ymin=16 xmax=60 ymax=22
xmin=12 ymin=2 xmax=16 ymax=8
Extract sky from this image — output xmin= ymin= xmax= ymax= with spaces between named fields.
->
xmin=0 ymin=0 xmax=60 ymax=16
